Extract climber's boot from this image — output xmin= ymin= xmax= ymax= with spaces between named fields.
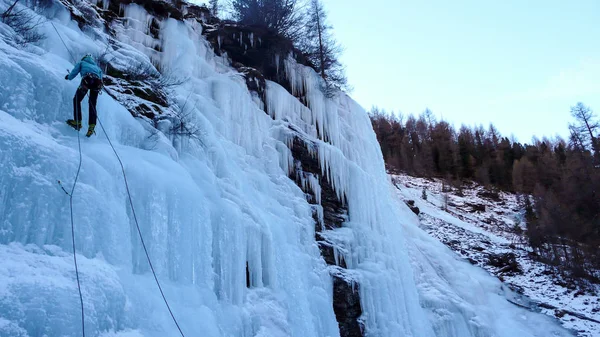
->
xmin=66 ymin=119 xmax=82 ymax=131
xmin=86 ymin=124 xmax=96 ymax=137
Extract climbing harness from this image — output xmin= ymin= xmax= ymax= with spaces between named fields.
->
xmin=51 ymin=21 xmax=186 ymax=337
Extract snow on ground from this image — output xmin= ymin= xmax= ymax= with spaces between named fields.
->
xmin=392 ymin=173 xmax=600 ymax=337
xmin=0 ymin=0 xmax=586 ymax=335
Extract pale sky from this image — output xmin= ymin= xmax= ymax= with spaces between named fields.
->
xmin=325 ymin=0 xmax=600 ymax=142
xmin=203 ymin=0 xmax=600 ymax=143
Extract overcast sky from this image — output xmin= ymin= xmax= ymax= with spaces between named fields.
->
xmin=324 ymin=0 xmax=600 ymax=142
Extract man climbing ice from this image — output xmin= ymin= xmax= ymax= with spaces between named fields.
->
xmin=64 ymin=54 xmax=103 ymax=137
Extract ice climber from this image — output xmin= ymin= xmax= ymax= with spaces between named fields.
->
xmin=65 ymin=54 xmax=103 ymax=137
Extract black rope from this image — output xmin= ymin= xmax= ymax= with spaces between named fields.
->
xmin=56 ymin=101 xmax=85 ymax=336
xmin=51 ymin=20 xmax=185 ymax=337
xmin=56 ymin=95 xmax=86 ymax=337
xmin=69 ymin=101 xmax=86 ymax=337
xmin=97 ymin=114 xmax=186 ymax=337
xmin=51 ymin=21 xmax=86 ymax=337
xmin=50 ymin=22 xmax=76 ymax=63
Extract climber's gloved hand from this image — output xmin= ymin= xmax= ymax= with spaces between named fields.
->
xmin=64 ymin=74 xmax=69 ymax=80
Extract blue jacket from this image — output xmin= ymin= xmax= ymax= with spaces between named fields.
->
xmin=67 ymin=56 xmax=103 ymax=80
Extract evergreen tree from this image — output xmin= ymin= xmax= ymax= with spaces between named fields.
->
xmin=209 ymin=0 xmax=219 ymax=16
xmin=231 ymin=0 xmax=303 ymax=39
xmin=431 ymin=120 xmax=457 ymax=176
xmin=457 ymin=125 xmax=475 ymax=178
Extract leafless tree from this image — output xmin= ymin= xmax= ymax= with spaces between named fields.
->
xmin=167 ymin=92 xmax=203 ymax=142
xmin=124 ymin=61 xmax=159 ymax=82
xmin=122 ymin=60 xmax=188 ymax=92
xmin=2 ymin=0 xmax=46 ymax=45
xmin=152 ymin=72 xmax=189 ymax=91
xmin=569 ymin=102 xmax=599 ymax=161
xmin=302 ymin=0 xmax=347 ymax=96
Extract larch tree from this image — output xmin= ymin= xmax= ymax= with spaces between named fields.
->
xmin=368 ymin=103 xmax=600 ymax=279
xmin=303 ymin=0 xmax=348 ymax=95
xmin=569 ymin=102 xmax=599 ymax=161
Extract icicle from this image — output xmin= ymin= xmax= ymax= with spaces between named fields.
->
xmin=119 ymin=4 xmax=159 ymax=56
xmin=275 ymin=142 xmax=294 ymax=176
xmin=333 ymin=246 xmax=339 ymax=265
xmin=275 ymin=54 xmax=280 ymax=74
xmin=313 ymin=205 xmax=324 ymax=229
xmin=306 ymin=174 xmax=321 ymax=205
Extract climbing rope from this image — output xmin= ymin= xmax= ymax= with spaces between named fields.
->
xmin=51 ymin=21 xmax=86 ymax=337
xmin=57 ymin=112 xmax=86 ymax=337
xmin=50 ymin=22 xmax=77 ymax=64
xmin=51 ymin=21 xmax=186 ymax=337
xmin=97 ymin=115 xmax=186 ymax=337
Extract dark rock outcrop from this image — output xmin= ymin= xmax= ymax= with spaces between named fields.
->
xmin=405 ymin=200 xmax=420 ymax=215
xmin=101 ymin=62 xmax=169 ymax=119
xmin=477 ymin=189 xmax=501 ymax=202
xmin=289 ymin=136 xmax=363 ymax=337
xmin=465 ymin=202 xmax=486 ymax=213
xmin=333 ymin=275 xmax=363 ymax=337
xmin=488 ymin=252 xmax=522 ymax=275
xmin=202 ymin=23 xmax=312 ymax=88
xmin=232 ymin=63 xmax=266 ymax=103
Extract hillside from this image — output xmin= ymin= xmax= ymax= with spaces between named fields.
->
xmin=0 ymin=0 xmax=581 ymax=336
xmin=392 ymin=173 xmax=600 ymax=337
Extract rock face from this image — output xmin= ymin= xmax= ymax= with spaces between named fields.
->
xmin=333 ymin=276 xmax=363 ymax=337
xmin=231 ymin=63 xmax=267 ymax=104
xmin=488 ymin=252 xmax=522 ymax=275
xmin=405 ymin=200 xmax=420 ymax=215
xmin=202 ymin=22 xmax=312 ymax=90
xmin=289 ymin=136 xmax=363 ymax=337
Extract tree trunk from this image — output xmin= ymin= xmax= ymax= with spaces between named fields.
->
xmin=583 ymin=117 xmax=596 ymax=144
xmin=315 ymin=3 xmax=326 ymax=79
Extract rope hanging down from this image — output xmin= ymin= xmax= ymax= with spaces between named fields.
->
xmin=97 ymin=116 xmax=186 ymax=337
xmin=50 ymin=22 xmax=76 ymax=64
xmin=51 ymin=20 xmax=86 ymax=337
xmin=51 ymin=21 xmax=186 ymax=337
xmin=57 ymin=108 xmax=86 ymax=337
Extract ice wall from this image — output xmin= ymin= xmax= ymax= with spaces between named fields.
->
xmin=0 ymin=1 xmax=574 ymax=337
xmin=0 ymin=2 xmax=337 ymax=336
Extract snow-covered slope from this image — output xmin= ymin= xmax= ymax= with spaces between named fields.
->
xmin=393 ymin=174 xmax=600 ymax=337
xmin=0 ymin=1 xmax=576 ymax=336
